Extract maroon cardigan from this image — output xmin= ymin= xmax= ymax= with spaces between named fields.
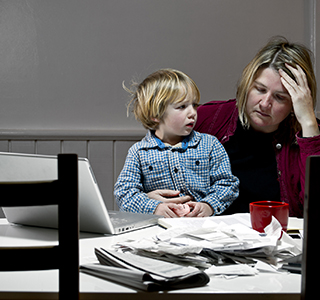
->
xmin=195 ymin=99 xmax=320 ymax=217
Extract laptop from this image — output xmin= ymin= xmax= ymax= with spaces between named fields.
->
xmin=0 ymin=152 xmax=160 ymax=234
xmin=301 ymin=155 xmax=320 ymax=297
xmin=281 ymin=155 xmax=320 ymax=275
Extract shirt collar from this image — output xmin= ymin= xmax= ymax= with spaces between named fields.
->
xmin=152 ymin=132 xmax=191 ymax=150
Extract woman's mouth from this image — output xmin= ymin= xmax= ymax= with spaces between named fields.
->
xmin=256 ymin=110 xmax=270 ymax=117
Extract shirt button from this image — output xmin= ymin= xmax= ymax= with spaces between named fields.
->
xmin=278 ymin=170 xmax=281 ymax=176
xmin=195 ymin=160 xmax=200 ymax=166
xmin=174 ymin=168 xmax=179 ymax=173
xmin=149 ymin=166 xmax=153 ymax=171
xmin=276 ymin=143 xmax=282 ymax=150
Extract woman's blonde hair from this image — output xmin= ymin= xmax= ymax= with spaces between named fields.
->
xmin=237 ymin=36 xmax=317 ymax=135
xmin=125 ymin=69 xmax=200 ymax=130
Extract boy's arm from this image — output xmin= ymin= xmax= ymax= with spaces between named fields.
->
xmin=114 ymin=149 xmax=160 ymax=214
xmin=199 ymin=141 xmax=239 ymax=215
xmin=147 ymin=189 xmax=193 ymax=203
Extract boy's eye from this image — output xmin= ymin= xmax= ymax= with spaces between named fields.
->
xmin=175 ymin=102 xmax=199 ymax=110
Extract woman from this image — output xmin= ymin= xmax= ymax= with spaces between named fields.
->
xmin=148 ymin=37 xmax=320 ymax=217
xmin=194 ymin=37 xmax=320 ymax=217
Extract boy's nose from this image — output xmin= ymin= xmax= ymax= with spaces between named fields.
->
xmin=188 ymin=107 xmax=197 ymax=118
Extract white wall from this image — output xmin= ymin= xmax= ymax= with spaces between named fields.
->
xmin=0 ymin=0 xmax=319 ymax=217
xmin=0 ymin=0 xmax=318 ymax=133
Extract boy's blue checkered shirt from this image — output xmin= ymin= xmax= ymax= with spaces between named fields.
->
xmin=114 ymin=130 xmax=239 ymax=215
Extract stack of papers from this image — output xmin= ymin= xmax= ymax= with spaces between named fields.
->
xmin=112 ymin=215 xmax=302 ymax=278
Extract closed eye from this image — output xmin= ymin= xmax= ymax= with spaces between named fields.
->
xmin=276 ymin=94 xmax=285 ymax=100
xmin=255 ymin=85 xmax=266 ymax=93
xmin=275 ymin=93 xmax=290 ymax=102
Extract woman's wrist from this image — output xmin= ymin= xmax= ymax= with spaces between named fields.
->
xmin=300 ymin=115 xmax=320 ymax=137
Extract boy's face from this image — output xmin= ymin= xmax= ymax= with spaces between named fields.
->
xmin=154 ymin=87 xmax=198 ymax=145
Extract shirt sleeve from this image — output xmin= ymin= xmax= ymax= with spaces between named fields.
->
xmin=200 ymin=138 xmax=240 ymax=215
xmin=114 ymin=146 xmax=161 ymax=214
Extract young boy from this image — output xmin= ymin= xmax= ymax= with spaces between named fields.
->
xmin=114 ymin=69 xmax=239 ymax=217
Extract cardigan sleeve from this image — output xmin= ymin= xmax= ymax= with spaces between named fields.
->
xmin=195 ymin=99 xmax=238 ymax=142
xmin=297 ymin=129 xmax=320 ymax=203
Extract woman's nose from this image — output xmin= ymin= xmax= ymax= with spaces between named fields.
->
xmin=259 ymin=94 xmax=272 ymax=109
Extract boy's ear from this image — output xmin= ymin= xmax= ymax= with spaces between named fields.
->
xmin=152 ymin=117 xmax=160 ymax=123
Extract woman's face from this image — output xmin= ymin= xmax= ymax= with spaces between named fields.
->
xmin=246 ymin=67 xmax=293 ymax=133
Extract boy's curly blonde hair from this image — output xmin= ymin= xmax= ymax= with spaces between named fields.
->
xmin=125 ymin=69 xmax=200 ymax=130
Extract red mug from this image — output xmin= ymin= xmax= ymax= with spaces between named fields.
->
xmin=249 ymin=201 xmax=289 ymax=233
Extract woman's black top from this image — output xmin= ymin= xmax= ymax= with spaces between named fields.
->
xmin=223 ymin=121 xmax=281 ymax=214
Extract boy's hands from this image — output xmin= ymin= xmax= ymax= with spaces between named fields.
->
xmin=150 ymin=189 xmax=214 ymax=218
xmin=185 ymin=202 xmax=214 ymax=217
xmin=154 ymin=203 xmax=184 ymax=218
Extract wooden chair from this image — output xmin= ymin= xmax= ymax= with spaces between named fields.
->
xmin=0 ymin=153 xmax=79 ymax=300
xmin=301 ymin=155 xmax=320 ymax=300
